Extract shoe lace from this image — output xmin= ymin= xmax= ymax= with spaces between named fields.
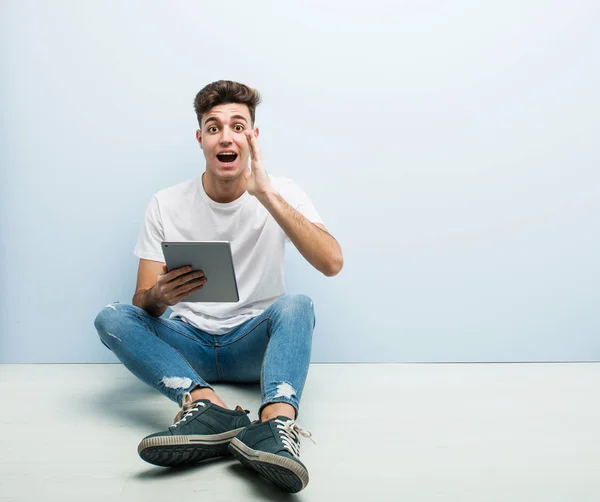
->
xmin=172 ymin=392 xmax=206 ymax=427
xmin=275 ymin=419 xmax=316 ymax=458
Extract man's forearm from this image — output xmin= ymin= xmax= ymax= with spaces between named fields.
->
xmin=257 ymin=190 xmax=343 ymax=276
xmin=132 ymin=287 xmax=168 ymax=317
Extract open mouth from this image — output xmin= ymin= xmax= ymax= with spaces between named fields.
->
xmin=216 ymin=152 xmax=238 ymax=164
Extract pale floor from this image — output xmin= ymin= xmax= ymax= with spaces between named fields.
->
xmin=1 ymin=363 xmax=599 ymax=501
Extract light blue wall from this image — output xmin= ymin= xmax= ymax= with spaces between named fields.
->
xmin=1 ymin=0 xmax=599 ymax=363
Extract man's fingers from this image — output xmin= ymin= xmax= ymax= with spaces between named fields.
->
xmin=245 ymin=130 xmax=261 ymax=160
xmin=173 ymin=280 xmax=206 ymax=301
xmin=171 ymin=271 xmax=205 ymax=291
xmin=161 ymin=265 xmax=193 ymax=282
xmin=173 ymin=275 xmax=206 ymax=291
xmin=245 ymin=131 xmax=254 ymax=156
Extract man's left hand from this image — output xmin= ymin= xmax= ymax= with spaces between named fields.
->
xmin=244 ymin=130 xmax=274 ymax=197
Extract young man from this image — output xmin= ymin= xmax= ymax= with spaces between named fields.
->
xmin=94 ymin=80 xmax=343 ymax=493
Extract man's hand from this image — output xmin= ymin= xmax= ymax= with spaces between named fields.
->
xmin=149 ymin=265 xmax=207 ymax=307
xmin=242 ymin=130 xmax=343 ymax=276
xmin=244 ymin=130 xmax=274 ymax=197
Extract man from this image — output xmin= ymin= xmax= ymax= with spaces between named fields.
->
xmin=94 ymin=80 xmax=343 ymax=493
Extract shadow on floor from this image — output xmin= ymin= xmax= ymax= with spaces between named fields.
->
xmin=131 ymin=459 xmax=298 ymax=500
xmin=226 ymin=462 xmax=299 ymax=501
xmin=133 ymin=456 xmax=230 ymax=479
xmin=82 ymin=377 xmax=167 ymax=429
xmin=76 ymin=375 xmax=263 ymax=430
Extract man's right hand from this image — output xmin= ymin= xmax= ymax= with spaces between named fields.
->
xmin=149 ymin=265 xmax=207 ymax=306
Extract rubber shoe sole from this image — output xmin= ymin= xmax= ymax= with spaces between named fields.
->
xmin=228 ymin=437 xmax=308 ymax=493
xmin=138 ymin=428 xmax=246 ymax=467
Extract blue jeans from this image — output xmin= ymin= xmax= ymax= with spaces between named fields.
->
xmin=93 ymin=294 xmax=315 ymax=419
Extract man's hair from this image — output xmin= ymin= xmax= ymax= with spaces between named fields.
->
xmin=193 ymin=80 xmax=261 ymax=128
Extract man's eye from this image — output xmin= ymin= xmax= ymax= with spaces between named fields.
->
xmin=208 ymin=126 xmax=218 ymax=133
xmin=234 ymin=124 xmax=244 ymax=132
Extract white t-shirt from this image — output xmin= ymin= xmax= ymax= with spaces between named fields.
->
xmin=133 ymin=174 xmax=323 ymax=335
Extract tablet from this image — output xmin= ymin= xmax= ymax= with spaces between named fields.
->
xmin=161 ymin=241 xmax=239 ymax=303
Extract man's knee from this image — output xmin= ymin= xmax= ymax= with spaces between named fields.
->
xmin=275 ymin=293 xmax=313 ymax=308
xmin=272 ymin=294 xmax=315 ymax=322
xmin=93 ymin=302 xmax=139 ymax=334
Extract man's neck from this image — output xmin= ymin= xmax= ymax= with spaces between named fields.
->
xmin=202 ymin=171 xmax=247 ymax=203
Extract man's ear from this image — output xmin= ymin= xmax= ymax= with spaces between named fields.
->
xmin=254 ymin=127 xmax=260 ymax=138
xmin=196 ymin=129 xmax=203 ymax=148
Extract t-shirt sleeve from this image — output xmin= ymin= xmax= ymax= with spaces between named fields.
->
xmin=133 ymin=196 xmax=166 ymax=262
xmin=278 ymin=178 xmax=324 ymax=225
xmin=275 ymin=177 xmax=324 ymax=244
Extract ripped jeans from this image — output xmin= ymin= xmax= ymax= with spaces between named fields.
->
xmin=93 ymin=294 xmax=315 ymax=419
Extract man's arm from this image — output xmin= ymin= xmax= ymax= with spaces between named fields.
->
xmin=132 ymin=259 xmax=169 ymax=317
xmin=258 ymin=191 xmax=343 ymax=277
xmin=243 ymin=129 xmax=343 ymax=277
xmin=132 ymin=259 xmax=208 ymax=316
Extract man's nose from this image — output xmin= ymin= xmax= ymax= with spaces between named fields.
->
xmin=219 ymin=127 xmax=233 ymax=144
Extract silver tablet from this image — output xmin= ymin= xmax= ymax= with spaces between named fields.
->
xmin=161 ymin=241 xmax=239 ymax=303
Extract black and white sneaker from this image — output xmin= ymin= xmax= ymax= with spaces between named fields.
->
xmin=229 ymin=416 xmax=315 ymax=493
xmin=138 ymin=392 xmax=251 ymax=467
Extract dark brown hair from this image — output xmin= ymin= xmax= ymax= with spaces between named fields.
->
xmin=193 ymin=80 xmax=261 ymax=128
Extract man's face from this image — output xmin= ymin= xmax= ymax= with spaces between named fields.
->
xmin=196 ymin=103 xmax=258 ymax=181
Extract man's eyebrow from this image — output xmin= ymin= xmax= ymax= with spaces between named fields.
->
xmin=203 ymin=116 xmax=220 ymax=126
xmin=203 ymin=115 xmax=249 ymax=126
